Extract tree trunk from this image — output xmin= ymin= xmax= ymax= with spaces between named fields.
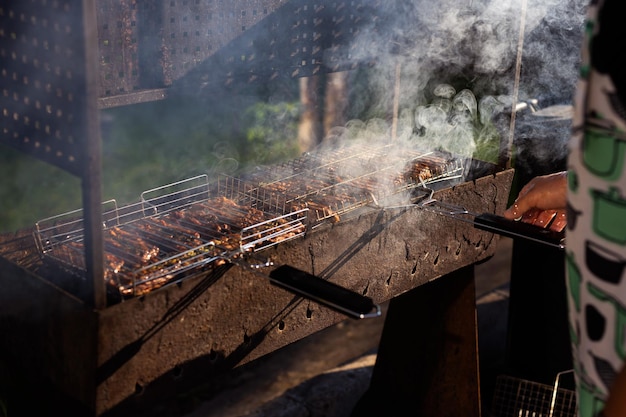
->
xmin=297 ymin=76 xmax=323 ymax=153
xmin=298 ymin=72 xmax=349 ymax=153
xmin=323 ymin=72 xmax=348 ymax=136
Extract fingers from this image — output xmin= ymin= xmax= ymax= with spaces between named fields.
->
xmin=503 ymin=185 xmax=534 ymax=220
xmin=521 ymin=208 xmax=555 ymax=228
xmin=503 ymin=171 xmax=568 ymax=221
xmin=504 ymin=200 xmax=533 ymax=220
xmin=503 ymin=180 xmax=542 ymax=220
xmin=504 ymin=203 xmax=522 ymax=220
xmin=517 ymin=208 xmax=567 ymax=232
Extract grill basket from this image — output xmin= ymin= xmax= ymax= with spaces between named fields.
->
xmin=490 ymin=373 xmax=578 ymax=417
xmin=33 ymin=143 xmax=465 ymax=301
xmin=34 ymin=174 xmax=308 ymax=299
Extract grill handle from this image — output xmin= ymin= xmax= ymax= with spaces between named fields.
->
xmin=474 ymin=213 xmax=565 ymax=250
xmin=268 ymin=265 xmax=381 ymax=319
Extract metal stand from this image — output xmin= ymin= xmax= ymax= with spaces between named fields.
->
xmin=505 ymin=239 xmax=572 ymax=384
xmin=351 ymin=265 xmax=481 ymax=417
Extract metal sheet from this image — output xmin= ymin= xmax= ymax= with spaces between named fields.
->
xmin=0 ymin=0 xmax=91 ymax=175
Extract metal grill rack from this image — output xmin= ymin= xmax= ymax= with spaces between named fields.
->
xmin=1 ymin=0 xmax=521 ymax=309
xmin=0 ymin=0 xmax=395 ymax=307
xmin=246 ymin=143 xmax=466 ymax=224
xmin=0 ymin=1 xmax=541 ymax=415
xmin=33 ymin=142 xmax=464 ymax=300
xmin=34 ymin=174 xmax=308 ymax=299
xmin=490 ymin=373 xmax=578 ymax=417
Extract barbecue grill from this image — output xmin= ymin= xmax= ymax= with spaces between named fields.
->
xmin=32 ymin=144 xmax=466 ymax=305
xmin=0 ymin=0 xmax=540 ymax=415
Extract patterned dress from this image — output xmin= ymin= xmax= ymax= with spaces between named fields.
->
xmin=567 ymin=0 xmax=626 ymax=415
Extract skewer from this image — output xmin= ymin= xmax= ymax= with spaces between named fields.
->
xmin=381 ymin=184 xmax=565 ymax=250
xmin=391 ymin=61 xmax=401 ymax=141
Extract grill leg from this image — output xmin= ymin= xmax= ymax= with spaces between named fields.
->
xmin=351 ymin=265 xmax=481 ymax=417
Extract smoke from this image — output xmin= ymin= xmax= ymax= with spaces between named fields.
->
xmin=0 ymin=0 xmax=588 ymax=230
xmin=99 ymin=0 xmax=588 ymax=188
xmin=327 ymin=0 xmax=587 ymax=168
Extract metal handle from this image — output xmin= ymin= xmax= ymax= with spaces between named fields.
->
xmin=409 ymin=186 xmax=566 ymax=250
xmin=474 ymin=213 xmax=565 ymax=250
xmin=268 ymin=265 xmax=381 ymax=319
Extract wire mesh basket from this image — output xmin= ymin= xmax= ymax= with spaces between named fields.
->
xmin=490 ymin=372 xmax=578 ymax=417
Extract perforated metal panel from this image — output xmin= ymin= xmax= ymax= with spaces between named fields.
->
xmin=0 ymin=0 xmax=105 ymax=308
xmin=96 ymin=0 xmax=289 ymax=97
xmin=182 ymin=0 xmax=381 ymax=83
xmin=0 ymin=0 xmax=90 ymax=176
xmin=96 ymin=0 xmax=381 ymax=104
xmin=1 ymin=0 xmax=383 ymax=166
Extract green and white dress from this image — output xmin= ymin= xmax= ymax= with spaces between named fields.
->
xmin=567 ymin=0 xmax=626 ymax=416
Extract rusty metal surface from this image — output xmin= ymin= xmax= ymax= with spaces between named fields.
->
xmin=95 ymin=0 xmax=289 ymax=95
xmin=0 ymin=167 xmax=513 ymax=415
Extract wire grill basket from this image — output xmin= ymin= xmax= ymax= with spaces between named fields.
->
xmin=490 ymin=373 xmax=578 ymax=417
xmin=34 ymin=174 xmax=308 ymax=299
xmin=33 ymin=143 xmax=466 ymax=300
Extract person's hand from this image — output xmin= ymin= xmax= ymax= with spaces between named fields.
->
xmin=503 ymin=171 xmax=568 ymax=232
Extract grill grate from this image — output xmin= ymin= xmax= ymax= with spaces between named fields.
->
xmin=246 ymin=143 xmax=465 ymax=223
xmin=33 ymin=143 xmax=465 ymax=300
xmin=34 ymin=174 xmax=308 ymax=299
xmin=490 ymin=374 xmax=578 ymax=417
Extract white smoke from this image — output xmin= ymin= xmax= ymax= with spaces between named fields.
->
xmin=327 ymin=0 xmax=587 ymax=166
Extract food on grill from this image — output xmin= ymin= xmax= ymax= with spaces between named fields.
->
xmin=404 ymin=154 xmax=455 ymax=183
xmin=37 ymin=148 xmax=463 ymax=300
xmin=297 ymin=200 xmax=342 ymax=223
xmin=43 ymin=195 xmax=306 ymax=298
xmin=105 ymin=227 xmax=160 ymax=263
xmin=254 ymin=151 xmax=459 ymax=223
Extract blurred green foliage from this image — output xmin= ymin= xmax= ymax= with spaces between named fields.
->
xmin=0 ymin=83 xmax=301 ymax=232
xmin=242 ymin=101 xmax=301 ymax=166
xmin=0 ymin=147 xmax=82 ymax=232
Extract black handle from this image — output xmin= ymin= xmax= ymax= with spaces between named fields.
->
xmin=268 ymin=265 xmax=381 ymax=319
xmin=474 ymin=213 xmax=565 ymax=250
